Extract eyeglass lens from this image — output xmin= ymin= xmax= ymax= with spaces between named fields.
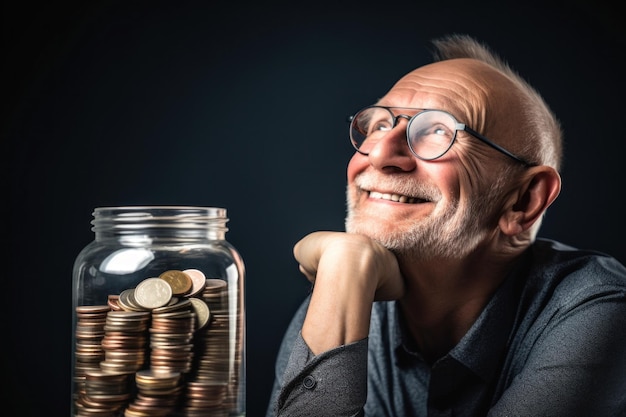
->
xmin=350 ymin=107 xmax=458 ymax=160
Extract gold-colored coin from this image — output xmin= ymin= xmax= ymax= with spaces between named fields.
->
xmin=159 ymin=270 xmax=192 ymax=296
xmin=189 ymin=297 xmax=211 ymax=330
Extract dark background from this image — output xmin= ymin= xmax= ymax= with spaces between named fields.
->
xmin=3 ymin=1 xmax=625 ymax=416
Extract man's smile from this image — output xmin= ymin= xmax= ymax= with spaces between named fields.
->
xmin=367 ymin=190 xmax=429 ymax=204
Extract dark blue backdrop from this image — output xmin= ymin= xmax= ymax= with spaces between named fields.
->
xmin=4 ymin=1 xmax=625 ymax=416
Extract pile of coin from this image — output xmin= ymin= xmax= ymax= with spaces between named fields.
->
xmin=101 ymin=311 xmax=151 ymax=374
xmin=74 ymin=305 xmax=109 ymax=383
xmin=79 ymin=370 xmax=132 ymax=416
xmin=73 ymin=269 xmax=242 ymax=417
xmin=124 ymin=370 xmax=183 ymax=417
xmin=150 ymin=299 xmax=196 ymax=375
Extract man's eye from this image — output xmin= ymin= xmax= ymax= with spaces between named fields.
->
xmin=426 ymin=124 xmax=453 ymax=138
xmin=372 ymin=121 xmax=392 ymax=132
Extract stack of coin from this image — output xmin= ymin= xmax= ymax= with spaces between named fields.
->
xmin=150 ymin=298 xmax=196 ymax=374
xmin=180 ymin=279 xmax=234 ymax=414
xmin=100 ymin=311 xmax=151 ymax=374
xmin=194 ymin=279 xmax=230 ymax=383
xmin=202 ymin=279 xmax=244 ymax=411
xmin=181 ymin=381 xmax=229 ymax=417
xmin=123 ymin=370 xmax=182 ymax=417
xmin=73 ymin=270 xmax=244 ymax=416
xmin=74 ymin=305 xmax=111 ymax=406
xmin=74 ymin=306 xmax=110 ymax=379
xmin=75 ymin=369 xmax=132 ymax=417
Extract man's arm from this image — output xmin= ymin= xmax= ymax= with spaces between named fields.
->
xmin=270 ymin=231 xmax=404 ymax=416
xmin=295 ymin=231 xmax=404 ymax=353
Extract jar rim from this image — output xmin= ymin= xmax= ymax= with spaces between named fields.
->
xmin=93 ymin=206 xmax=226 ymax=215
xmin=91 ymin=206 xmax=229 ymax=233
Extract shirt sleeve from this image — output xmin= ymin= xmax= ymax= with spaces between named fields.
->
xmin=488 ymin=285 xmax=626 ymax=417
xmin=276 ymin=333 xmax=368 ymax=417
xmin=266 ymin=297 xmax=369 ymax=417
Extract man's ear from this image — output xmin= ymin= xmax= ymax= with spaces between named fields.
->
xmin=499 ymin=166 xmax=561 ymax=235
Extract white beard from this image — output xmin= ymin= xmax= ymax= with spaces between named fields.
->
xmin=345 ymin=172 xmax=499 ymax=260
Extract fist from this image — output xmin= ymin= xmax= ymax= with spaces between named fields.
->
xmin=293 ymin=231 xmax=405 ymax=301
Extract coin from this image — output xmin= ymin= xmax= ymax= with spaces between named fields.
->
xmin=118 ymin=288 xmax=146 ymax=312
xmin=182 ymin=268 xmax=207 ymax=297
xmin=152 ymin=298 xmax=192 ymax=314
xmin=76 ymin=305 xmax=111 ymax=314
xmin=189 ymin=297 xmax=211 ymax=330
xmin=133 ymin=278 xmax=173 ymax=309
xmin=159 ymin=270 xmax=192 ymax=296
xmin=74 ymin=266 xmax=243 ymax=416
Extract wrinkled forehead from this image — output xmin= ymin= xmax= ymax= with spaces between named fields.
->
xmin=377 ymin=58 xmax=514 ymax=126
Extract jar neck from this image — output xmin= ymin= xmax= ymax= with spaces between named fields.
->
xmin=91 ymin=206 xmax=228 ymax=242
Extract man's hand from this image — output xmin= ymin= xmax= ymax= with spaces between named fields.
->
xmin=294 ymin=231 xmax=405 ymax=354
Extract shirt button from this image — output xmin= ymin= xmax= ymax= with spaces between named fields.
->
xmin=302 ymin=375 xmax=316 ymax=389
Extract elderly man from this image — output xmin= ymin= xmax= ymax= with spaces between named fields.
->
xmin=267 ymin=34 xmax=626 ymax=416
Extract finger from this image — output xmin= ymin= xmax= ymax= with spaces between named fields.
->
xmin=293 ymin=231 xmax=330 ymax=274
xmin=298 ymin=264 xmax=316 ymax=283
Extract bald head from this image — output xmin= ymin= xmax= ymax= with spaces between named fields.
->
xmin=428 ymin=35 xmax=563 ymax=170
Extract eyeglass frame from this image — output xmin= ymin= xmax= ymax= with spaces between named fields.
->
xmin=348 ymin=105 xmax=537 ymax=167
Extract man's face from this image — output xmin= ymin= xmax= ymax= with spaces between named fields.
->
xmin=345 ymin=59 xmax=513 ymax=260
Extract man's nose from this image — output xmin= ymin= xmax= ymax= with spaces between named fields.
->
xmin=366 ymin=116 xmax=416 ymax=171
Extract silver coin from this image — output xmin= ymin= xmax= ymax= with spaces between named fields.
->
xmin=133 ymin=277 xmax=173 ymax=309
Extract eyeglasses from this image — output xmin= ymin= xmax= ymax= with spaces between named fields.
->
xmin=348 ymin=106 xmax=536 ymax=167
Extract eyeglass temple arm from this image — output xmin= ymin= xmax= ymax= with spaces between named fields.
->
xmin=461 ymin=125 xmax=536 ymax=167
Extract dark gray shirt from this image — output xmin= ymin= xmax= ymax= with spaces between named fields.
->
xmin=266 ymin=239 xmax=626 ymax=416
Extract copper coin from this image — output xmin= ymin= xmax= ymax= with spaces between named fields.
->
xmin=182 ymin=268 xmax=207 ymax=297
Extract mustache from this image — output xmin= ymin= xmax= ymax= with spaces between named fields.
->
xmin=353 ymin=172 xmax=442 ymax=202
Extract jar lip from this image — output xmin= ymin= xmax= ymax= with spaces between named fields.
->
xmin=91 ymin=206 xmax=229 ymax=233
xmin=93 ymin=206 xmax=226 ymax=218
xmin=94 ymin=206 xmax=226 ymax=213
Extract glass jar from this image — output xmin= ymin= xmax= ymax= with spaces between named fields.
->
xmin=71 ymin=206 xmax=245 ymax=417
